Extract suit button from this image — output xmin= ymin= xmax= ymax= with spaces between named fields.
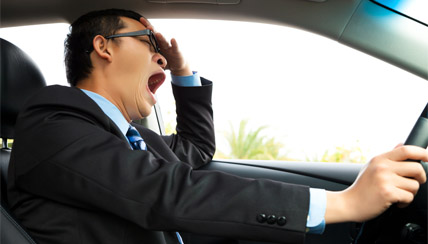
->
xmin=257 ymin=214 xmax=267 ymax=223
xmin=267 ymin=215 xmax=277 ymax=224
xmin=277 ymin=216 xmax=287 ymax=226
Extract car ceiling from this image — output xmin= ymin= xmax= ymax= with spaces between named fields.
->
xmin=1 ymin=0 xmax=428 ymax=80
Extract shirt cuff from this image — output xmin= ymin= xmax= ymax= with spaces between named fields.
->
xmin=171 ymin=71 xmax=202 ymax=87
xmin=306 ymin=188 xmax=326 ymax=234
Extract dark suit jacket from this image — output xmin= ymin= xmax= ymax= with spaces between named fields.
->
xmin=8 ymin=79 xmax=310 ymax=244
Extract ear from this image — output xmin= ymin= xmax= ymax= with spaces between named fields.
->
xmin=92 ymin=35 xmax=112 ymax=62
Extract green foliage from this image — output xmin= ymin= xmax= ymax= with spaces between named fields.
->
xmin=217 ymin=120 xmax=291 ymax=160
xmin=311 ymin=145 xmax=367 ymax=164
xmin=215 ymin=120 xmax=367 ymax=163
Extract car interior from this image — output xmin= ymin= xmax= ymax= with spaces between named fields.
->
xmin=1 ymin=0 xmax=427 ymax=244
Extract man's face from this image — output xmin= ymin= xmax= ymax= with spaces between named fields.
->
xmin=107 ymin=17 xmax=166 ymax=121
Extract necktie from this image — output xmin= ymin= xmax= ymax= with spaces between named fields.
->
xmin=126 ymin=125 xmax=184 ymax=244
xmin=126 ymin=125 xmax=147 ymax=150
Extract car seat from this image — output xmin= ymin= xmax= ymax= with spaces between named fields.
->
xmin=1 ymin=38 xmax=46 ymax=244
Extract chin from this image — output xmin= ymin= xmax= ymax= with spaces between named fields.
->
xmin=140 ymin=107 xmax=152 ymax=119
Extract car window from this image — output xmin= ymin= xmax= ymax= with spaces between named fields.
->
xmin=0 ymin=23 xmax=70 ymax=86
xmin=372 ymin=0 xmax=427 ymax=25
xmin=2 ymin=20 xmax=428 ymax=164
xmin=151 ymin=19 xmax=428 ymax=163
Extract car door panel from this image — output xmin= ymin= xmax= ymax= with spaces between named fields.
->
xmin=182 ymin=160 xmax=364 ymax=244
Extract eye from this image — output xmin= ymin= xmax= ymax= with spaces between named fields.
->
xmin=139 ymin=39 xmax=149 ymax=44
xmin=139 ymin=39 xmax=151 ymax=46
xmin=138 ymin=39 xmax=154 ymax=51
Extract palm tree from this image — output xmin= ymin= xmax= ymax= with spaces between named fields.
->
xmin=220 ymin=120 xmax=289 ymax=160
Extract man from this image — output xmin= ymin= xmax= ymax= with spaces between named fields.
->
xmin=8 ymin=9 xmax=427 ymax=244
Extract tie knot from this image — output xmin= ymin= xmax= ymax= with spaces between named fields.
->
xmin=126 ymin=125 xmax=147 ymax=150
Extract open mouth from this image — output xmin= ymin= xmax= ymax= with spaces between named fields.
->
xmin=148 ymin=72 xmax=166 ymax=94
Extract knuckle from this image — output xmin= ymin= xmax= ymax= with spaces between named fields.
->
xmin=372 ymin=162 xmax=389 ymax=175
xmin=370 ymin=154 xmax=389 ymax=166
xmin=397 ymin=146 xmax=410 ymax=156
xmin=379 ymin=185 xmax=393 ymax=200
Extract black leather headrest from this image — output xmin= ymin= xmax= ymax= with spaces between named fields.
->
xmin=1 ymin=38 xmax=46 ymax=139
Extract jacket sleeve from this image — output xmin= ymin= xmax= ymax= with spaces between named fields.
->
xmin=161 ymin=77 xmax=215 ymax=169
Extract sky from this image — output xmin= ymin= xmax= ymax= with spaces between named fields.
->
xmin=1 ymin=19 xmax=427 ymax=162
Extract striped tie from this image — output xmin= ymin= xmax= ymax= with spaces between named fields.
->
xmin=126 ymin=125 xmax=147 ymax=150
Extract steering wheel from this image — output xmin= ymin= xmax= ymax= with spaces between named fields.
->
xmin=354 ymin=107 xmax=428 ymax=244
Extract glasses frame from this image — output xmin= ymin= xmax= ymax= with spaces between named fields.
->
xmin=105 ymin=29 xmax=160 ymax=53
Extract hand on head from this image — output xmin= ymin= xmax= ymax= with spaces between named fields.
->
xmin=140 ymin=17 xmax=192 ymax=76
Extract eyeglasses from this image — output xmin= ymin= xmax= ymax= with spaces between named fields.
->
xmin=105 ymin=29 xmax=160 ymax=53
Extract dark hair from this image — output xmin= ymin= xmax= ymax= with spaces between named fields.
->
xmin=64 ymin=9 xmax=143 ymax=86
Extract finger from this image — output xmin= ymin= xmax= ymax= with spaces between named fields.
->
xmin=140 ymin=17 xmax=155 ymax=32
xmin=155 ymin=32 xmax=170 ymax=49
xmin=170 ymin=38 xmax=180 ymax=52
xmin=394 ymin=143 xmax=404 ymax=149
xmin=387 ymin=145 xmax=428 ymax=162
xmin=392 ymin=174 xmax=421 ymax=195
xmin=393 ymin=161 xmax=427 ymax=184
xmin=393 ymin=187 xmax=415 ymax=206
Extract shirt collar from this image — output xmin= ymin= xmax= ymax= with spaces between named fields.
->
xmin=80 ymin=89 xmax=129 ymax=137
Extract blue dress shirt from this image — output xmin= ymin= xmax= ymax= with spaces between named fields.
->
xmin=81 ymin=72 xmax=326 ymax=234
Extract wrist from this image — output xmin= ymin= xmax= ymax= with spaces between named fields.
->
xmin=170 ymin=65 xmax=192 ymax=76
xmin=325 ymin=190 xmax=354 ymax=224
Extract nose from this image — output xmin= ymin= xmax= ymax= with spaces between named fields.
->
xmin=154 ymin=53 xmax=167 ymax=69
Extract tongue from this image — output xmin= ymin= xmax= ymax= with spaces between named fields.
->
xmin=148 ymin=73 xmax=165 ymax=94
